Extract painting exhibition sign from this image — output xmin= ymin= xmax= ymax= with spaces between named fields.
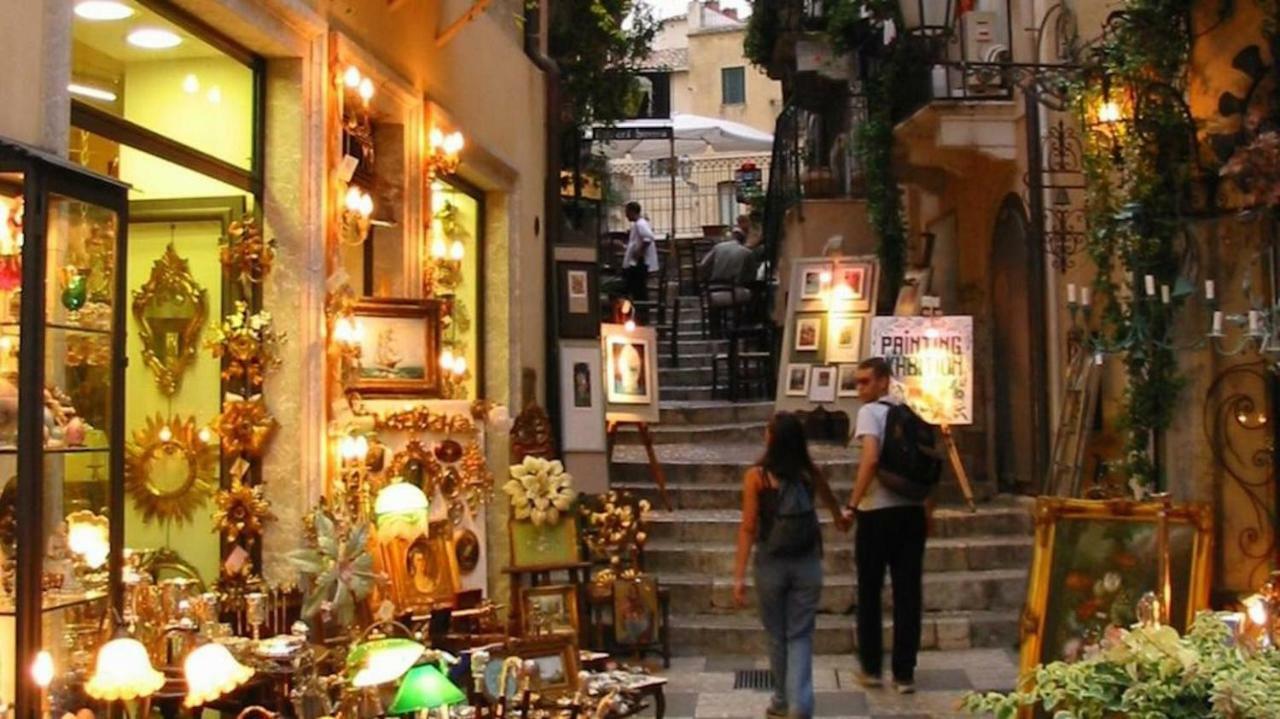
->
xmin=869 ymin=316 xmax=973 ymax=425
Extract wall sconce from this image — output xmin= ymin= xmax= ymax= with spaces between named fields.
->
xmin=343 ymin=65 xmax=375 ymax=103
xmin=333 ymin=316 xmax=364 ymax=365
xmin=427 ymin=127 xmax=464 ymax=178
xmin=342 ymin=184 xmax=375 ymax=245
xmin=439 ymin=348 xmax=467 ymax=376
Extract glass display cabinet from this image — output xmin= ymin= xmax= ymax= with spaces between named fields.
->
xmin=0 ymin=137 xmax=127 ymax=719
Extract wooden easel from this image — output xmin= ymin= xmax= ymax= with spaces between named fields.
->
xmin=940 ymin=424 xmax=976 ymax=512
xmin=606 ymin=419 xmax=673 ymax=511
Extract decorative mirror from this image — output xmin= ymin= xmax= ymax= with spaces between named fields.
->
xmin=132 ymin=243 xmax=208 ymax=396
xmin=388 ymin=440 xmax=439 ymax=496
xmin=125 ymin=414 xmax=219 ymax=525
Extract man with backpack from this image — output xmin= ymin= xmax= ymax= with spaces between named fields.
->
xmin=842 ymin=357 xmax=942 ymax=695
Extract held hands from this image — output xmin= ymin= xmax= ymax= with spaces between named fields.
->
xmin=733 ymin=578 xmax=749 ymax=608
xmin=833 ymin=510 xmax=853 ymax=534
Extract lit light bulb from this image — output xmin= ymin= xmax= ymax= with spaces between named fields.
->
xmin=449 ymin=239 xmax=465 ymax=261
xmin=430 ymin=235 xmax=448 ymax=259
xmin=1247 ymin=596 xmax=1268 ymax=626
xmin=444 ymin=131 xmax=465 ymax=155
xmin=353 ymin=435 xmax=369 ymax=461
xmin=357 ymin=192 xmax=374 ymax=218
xmin=819 ymin=271 xmax=832 ymax=285
xmin=440 ymin=349 xmax=455 ymax=370
xmin=1097 ymin=100 xmax=1122 ymax=124
xmin=452 ymin=356 xmax=467 ymax=376
xmin=158 ymin=425 xmax=173 ymax=443
xmin=32 ymin=650 xmax=53 ymax=689
xmin=197 ymin=427 xmax=213 ymax=445
xmin=339 ymin=436 xmax=357 ymax=462
xmin=344 ymin=66 xmax=362 ymax=89
xmin=358 ymin=77 xmax=374 ymax=102
xmin=625 ymin=319 xmax=637 ymax=332
xmin=429 ymin=127 xmax=445 ymax=150
xmin=206 ymin=86 xmax=222 ymax=104
xmin=182 ymin=74 xmax=199 ymax=94
xmin=345 ymin=186 xmax=363 ymax=212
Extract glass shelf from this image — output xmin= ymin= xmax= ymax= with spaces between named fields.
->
xmin=0 ymin=446 xmax=110 ymax=455
xmin=0 ymin=589 xmax=107 ymax=616
xmin=0 ymin=322 xmax=112 ymax=336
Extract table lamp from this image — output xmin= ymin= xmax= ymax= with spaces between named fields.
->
xmin=85 ymin=627 xmax=165 ymax=701
xmin=347 ymin=636 xmax=426 ymax=688
xmin=183 ymin=640 xmax=255 ymax=707
xmin=388 ymin=662 xmax=466 ymax=717
xmin=374 ymin=481 xmax=430 ymax=542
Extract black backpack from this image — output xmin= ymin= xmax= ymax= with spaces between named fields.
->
xmin=875 ymin=401 xmax=944 ymax=500
xmin=759 ymin=472 xmax=821 ymax=557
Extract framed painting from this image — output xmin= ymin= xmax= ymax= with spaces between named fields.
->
xmin=614 ymin=574 xmax=661 ymax=645
xmin=557 ymin=261 xmax=600 ymax=339
xmin=389 ymin=522 xmax=461 ymax=612
xmin=784 ymin=364 xmax=811 ymax=397
xmin=511 ymin=637 xmax=581 ymax=699
xmin=808 ymin=365 xmax=836 ymax=403
xmin=509 ymin=517 xmax=580 ymax=569
xmin=794 ymin=315 xmax=822 ymax=352
xmin=558 ymin=341 xmax=606 ymax=452
xmin=837 ymin=364 xmax=860 ymax=398
xmin=520 ymin=584 xmax=580 ymax=639
xmin=348 ymin=299 xmax=442 ymax=397
xmin=833 ymin=261 xmax=874 ymax=313
xmin=799 ymin=266 xmax=828 ymax=300
xmin=601 ymin=323 xmax=660 ymax=423
xmin=1021 ymin=497 xmax=1214 ymax=676
xmin=826 ymin=314 xmax=863 ymax=363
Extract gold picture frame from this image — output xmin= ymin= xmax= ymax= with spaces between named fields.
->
xmin=510 ymin=637 xmax=580 ymax=699
xmin=124 ymin=414 xmax=219 ymax=525
xmin=1020 ymin=497 xmax=1213 ymax=677
xmin=348 ymin=299 xmax=442 ymax=397
xmin=387 ymin=439 xmax=439 ymax=497
xmin=132 ymin=243 xmax=209 ymax=397
xmin=387 ymin=522 xmax=461 ymax=612
xmin=520 ymin=584 xmax=580 ymax=639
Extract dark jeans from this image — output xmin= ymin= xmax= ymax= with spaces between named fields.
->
xmin=623 ymin=263 xmax=649 ymax=302
xmin=854 ymin=505 xmax=926 ymax=682
xmin=755 ymin=550 xmax=822 ymax=718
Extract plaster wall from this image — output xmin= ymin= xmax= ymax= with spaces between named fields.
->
xmin=686 ymin=29 xmax=781 ymax=133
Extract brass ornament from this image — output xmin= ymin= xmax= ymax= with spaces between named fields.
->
xmin=125 ymin=414 xmax=219 ymax=525
xmin=348 ymin=393 xmax=478 ymax=434
xmin=387 ymin=440 xmax=439 ymax=496
xmin=217 ymin=393 xmax=278 ymax=459
xmin=220 ymin=216 xmax=276 ymax=286
xmin=212 ymin=478 xmax=275 ymax=546
xmin=132 ymin=243 xmax=209 ymax=396
xmin=208 ymin=301 xmax=286 ymax=387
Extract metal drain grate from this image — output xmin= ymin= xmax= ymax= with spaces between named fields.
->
xmin=733 ymin=669 xmax=775 ymax=691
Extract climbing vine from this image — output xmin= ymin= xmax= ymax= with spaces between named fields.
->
xmin=1071 ymin=0 xmax=1197 ymax=488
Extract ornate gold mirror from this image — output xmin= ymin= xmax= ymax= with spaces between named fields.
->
xmin=125 ymin=414 xmax=219 ymax=525
xmin=132 ymin=244 xmax=208 ymax=396
xmin=388 ymin=440 xmax=439 ymax=497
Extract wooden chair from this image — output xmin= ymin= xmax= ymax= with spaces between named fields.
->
xmin=710 ymin=281 xmax=776 ymax=401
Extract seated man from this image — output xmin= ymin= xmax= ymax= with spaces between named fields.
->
xmin=698 ymin=216 xmax=757 ymax=332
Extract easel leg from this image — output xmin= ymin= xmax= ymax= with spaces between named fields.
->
xmin=941 ymin=425 xmax=976 ymax=512
xmin=637 ymin=423 xmax=674 ymax=510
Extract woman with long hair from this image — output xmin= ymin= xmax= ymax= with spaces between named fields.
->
xmin=733 ymin=413 xmax=848 ymax=719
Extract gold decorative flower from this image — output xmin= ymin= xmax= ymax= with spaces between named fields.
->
xmin=212 ymin=479 xmax=275 ymax=545
xmin=217 ymin=393 xmax=278 ymax=459
xmin=208 ymin=302 xmax=285 ymax=388
xmin=124 ymin=414 xmax=219 ymax=526
xmin=220 ymin=216 xmax=276 ymax=284
xmin=504 ymin=456 xmax=576 ymax=526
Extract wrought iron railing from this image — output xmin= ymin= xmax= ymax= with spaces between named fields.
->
xmin=603 ymin=154 xmax=773 ymax=239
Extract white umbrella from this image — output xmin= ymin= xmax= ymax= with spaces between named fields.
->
xmin=593 ymin=113 xmax=773 ymax=160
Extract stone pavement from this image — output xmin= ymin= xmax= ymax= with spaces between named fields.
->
xmin=637 ymin=650 xmax=1019 ymax=719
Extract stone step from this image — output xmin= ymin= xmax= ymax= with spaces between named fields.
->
xmin=644 ymin=536 xmax=1033 ymax=575
xmin=658 ymin=352 xmax=717 ymax=369
xmin=658 ymin=401 xmax=775 ymax=425
xmin=641 ymin=502 xmax=1035 ymax=543
xmin=612 ymin=422 xmax=768 ymax=447
xmin=660 ymin=569 xmax=1028 ymax=615
xmin=668 ymin=610 xmax=1020 ymax=655
xmin=658 ymin=386 xmax=717 ymax=402
xmin=610 ymin=442 xmax=859 ymax=485
xmin=655 ymin=338 xmax=729 ymax=356
xmin=658 ymin=366 xmax=716 ymax=388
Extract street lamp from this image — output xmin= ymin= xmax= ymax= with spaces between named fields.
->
xmin=896 ymin=0 xmax=955 ymax=37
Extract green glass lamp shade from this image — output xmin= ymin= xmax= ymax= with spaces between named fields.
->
xmin=346 ymin=637 xmax=426 ymax=688
xmin=388 ymin=663 xmax=466 ymax=715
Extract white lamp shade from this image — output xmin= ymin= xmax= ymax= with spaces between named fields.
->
xmin=184 ymin=642 xmax=255 ymax=707
xmin=374 ymin=482 xmax=430 ymax=542
xmin=85 ymin=636 xmax=165 ymax=701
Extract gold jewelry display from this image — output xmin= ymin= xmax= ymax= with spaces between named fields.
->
xmin=132 ymin=243 xmax=209 ymax=396
xmin=212 ymin=478 xmax=275 ymax=546
xmin=217 ymin=393 xmax=278 ymax=459
xmin=125 ymin=414 xmax=220 ymax=525
xmin=208 ymin=301 xmax=285 ymax=388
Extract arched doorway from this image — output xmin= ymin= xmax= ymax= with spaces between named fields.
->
xmin=990 ymin=195 xmax=1048 ymax=491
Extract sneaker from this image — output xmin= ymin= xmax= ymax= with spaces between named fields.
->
xmin=765 ymin=706 xmax=788 ymax=719
xmin=855 ymin=671 xmax=883 ymax=689
xmin=892 ymin=680 xmax=916 ymax=695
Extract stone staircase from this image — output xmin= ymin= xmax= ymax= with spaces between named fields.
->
xmin=610 ymin=305 xmax=1034 ymax=655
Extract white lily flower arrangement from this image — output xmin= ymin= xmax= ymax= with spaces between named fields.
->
xmin=504 ymin=456 xmax=577 ymax=526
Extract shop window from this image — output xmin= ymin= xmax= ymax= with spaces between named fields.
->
xmin=722 ymin=66 xmax=746 ymax=105
xmin=71 ymin=0 xmax=257 ymax=171
xmin=429 ymin=179 xmax=483 ymax=399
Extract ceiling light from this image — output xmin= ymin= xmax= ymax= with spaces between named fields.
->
xmin=182 ymin=74 xmax=199 ymax=94
xmin=74 ymin=1 xmax=135 ymax=21
xmin=206 ymin=86 xmax=222 ymax=104
xmin=127 ymin=27 xmax=182 ymax=49
xmin=68 ymin=83 xmax=118 ymax=102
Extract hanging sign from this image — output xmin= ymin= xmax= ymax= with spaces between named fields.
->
xmin=734 ymin=161 xmax=763 ymax=202
xmin=869 ymin=315 xmax=973 ymax=425
xmin=593 ymin=126 xmax=674 ymax=142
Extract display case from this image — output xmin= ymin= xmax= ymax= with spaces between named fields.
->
xmin=0 ymin=137 xmax=127 ymax=719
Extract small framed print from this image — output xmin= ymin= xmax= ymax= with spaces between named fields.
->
xmin=557 ymin=262 xmax=600 ymax=339
xmin=785 ymin=364 xmax=811 ymax=396
xmin=834 ymin=261 xmax=874 ymax=313
xmin=520 ymin=584 xmax=580 ymax=639
xmin=809 ymin=365 xmax=837 ymax=403
xmin=837 ymin=364 xmax=860 ymax=398
xmin=826 ymin=314 xmax=863 ymax=363
xmin=567 ymin=270 xmax=589 ymax=313
xmin=794 ymin=316 xmax=822 ymax=352
xmin=800 ymin=266 xmax=829 ymax=300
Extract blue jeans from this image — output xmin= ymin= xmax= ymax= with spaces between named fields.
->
xmin=755 ymin=550 xmax=822 ymax=719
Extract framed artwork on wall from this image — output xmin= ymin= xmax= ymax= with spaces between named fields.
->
xmin=785 ymin=364 xmax=811 ymax=396
xmin=834 ymin=261 xmax=874 ymax=313
xmin=1020 ymin=498 xmax=1213 ymax=676
xmin=837 ymin=364 xmax=860 ymax=398
xmin=799 ymin=266 xmax=829 ymax=300
xmin=520 ymin=584 xmax=580 ymax=639
xmin=558 ymin=341 xmax=606 ymax=452
xmin=601 ymin=323 xmax=660 ymax=423
xmin=509 ymin=517 xmax=580 ymax=569
xmin=808 ymin=365 xmax=836 ymax=403
xmin=826 ymin=314 xmax=863 ymax=363
xmin=348 ymin=298 xmax=442 ymax=397
xmin=557 ymin=261 xmax=600 ymax=339
xmin=794 ymin=316 xmax=822 ymax=352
